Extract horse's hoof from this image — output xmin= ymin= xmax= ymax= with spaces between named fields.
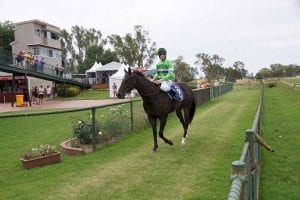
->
xmin=181 ymin=137 xmax=187 ymax=145
xmin=152 ymin=146 xmax=158 ymax=152
xmin=168 ymin=140 xmax=173 ymax=145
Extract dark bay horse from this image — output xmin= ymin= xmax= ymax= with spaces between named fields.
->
xmin=117 ymin=68 xmax=196 ymax=151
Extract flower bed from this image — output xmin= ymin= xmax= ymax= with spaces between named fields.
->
xmin=21 ymin=152 xmax=61 ymax=169
xmin=21 ymin=144 xmax=61 ymax=169
xmin=60 ymin=139 xmax=93 ymax=156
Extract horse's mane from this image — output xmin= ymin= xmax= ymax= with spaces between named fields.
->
xmin=132 ymin=70 xmax=156 ymax=87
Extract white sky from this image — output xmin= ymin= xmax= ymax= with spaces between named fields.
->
xmin=1 ymin=0 xmax=300 ymax=75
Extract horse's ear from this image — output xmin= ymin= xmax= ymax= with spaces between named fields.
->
xmin=124 ymin=69 xmax=128 ymax=74
xmin=128 ymin=67 xmax=132 ymax=74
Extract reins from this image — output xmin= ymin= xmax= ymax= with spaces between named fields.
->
xmin=132 ymin=73 xmax=161 ymax=96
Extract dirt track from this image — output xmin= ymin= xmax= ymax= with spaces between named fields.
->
xmin=0 ymin=98 xmax=130 ymax=113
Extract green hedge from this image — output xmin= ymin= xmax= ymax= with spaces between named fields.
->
xmin=57 ymin=86 xmax=80 ymax=97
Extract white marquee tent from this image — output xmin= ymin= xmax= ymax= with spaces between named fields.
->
xmin=109 ymin=63 xmax=137 ymax=98
xmin=85 ymin=62 xmax=102 ymax=85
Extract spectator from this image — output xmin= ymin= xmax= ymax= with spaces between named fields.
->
xmin=46 ymin=85 xmax=52 ymax=98
xmin=38 ymin=85 xmax=44 ymax=104
xmin=16 ymin=51 xmax=24 ymax=67
xmin=112 ymin=82 xmax=117 ymax=98
xmin=39 ymin=57 xmax=45 ymax=73
xmin=55 ymin=64 xmax=59 ymax=76
xmin=59 ymin=66 xmax=64 ymax=77
xmin=32 ymin=86 xmax=39 ymax=104
xmin=33 ymin=56 xmax=39 ymax=71
xmin=24 ymin=51 xmax=33 ymax=69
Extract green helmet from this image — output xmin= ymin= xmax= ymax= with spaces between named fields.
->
xmin=157 ymin=48 xmax=167 ymax=56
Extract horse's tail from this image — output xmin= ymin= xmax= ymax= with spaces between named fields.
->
xmin=189 ymin=97 xmax=196 ymax=124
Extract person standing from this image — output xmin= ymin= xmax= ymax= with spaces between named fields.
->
xmin=16 ymin=51 xmax=24 ymax=67
xmin=24 ymin=51 xmax=33 ymax=69
xmin=38 ymin=85 xmax=44 ymax=104
xmin=112 ymin=82 xmax=117 ymax=98
xmin=39 ymin=57 xmax=45 ymax=73
xmin=46 ymin=85 xmax=52 ymax=99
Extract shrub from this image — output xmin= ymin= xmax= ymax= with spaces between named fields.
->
xmin=57 ymin=86 xmax=80 ymax=97
xmin=100 ymin=105 xmax=130 ymax=136
xmin=267 ymin=82 xmax=277 ymax=88
xmin=72 ymin=114 xmax=101 ymax=144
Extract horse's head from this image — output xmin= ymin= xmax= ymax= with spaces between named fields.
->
xmin=117 ymin=67 xmax=135 ymax=99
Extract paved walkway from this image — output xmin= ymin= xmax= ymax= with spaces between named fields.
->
xmin=0 ymin=98 xmax=130 ymax=113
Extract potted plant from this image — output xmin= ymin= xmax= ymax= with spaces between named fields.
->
xmin=60 ymin=115 xmax=101 ymax=156
xmin=21 ymin=144 xmax=61 ymax=169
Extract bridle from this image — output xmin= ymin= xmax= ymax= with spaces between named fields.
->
xmin=131 ymin=73 xmax=161 ymax=96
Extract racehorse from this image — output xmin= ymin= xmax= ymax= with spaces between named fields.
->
xmin=117 ymin=67 xmax=196 ymax=151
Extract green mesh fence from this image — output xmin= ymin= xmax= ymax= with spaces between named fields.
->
xmin=0 ymin=101 xmax=149 ymax=177
xmin=0 ymin=84 xmax=233 ymax=177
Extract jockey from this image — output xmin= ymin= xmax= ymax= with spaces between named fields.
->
xmin=153 ymin=48 xmax=183 ymax=101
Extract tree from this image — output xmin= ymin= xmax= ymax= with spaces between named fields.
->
xmin=173 ymin=56 xmax=195 ymax=82
xmin=0 ymin=21 xmax=15 ymax=52
xmin=224 ymin=67 xmax=238 ymax=82
xmin=79 ymin=45 xmax=104 ymax=73
xmin=232 ymin=61 xmax=248 ymax=80
xmin=256 ymin=68 xmax=272 ymax=79
xmin=232 ymin=61 xmax=248 ymax=79
xmin=270 ymin=63 xmax=284 ymax=78
xmin=108 ymin=25 xmax=156 ymax=67
xmin=60 ymin=29 xmax=75 ymax=73
xmin=99 ymin=49 xmax=119 ymax=65
xmin=60 ymin=26 xmax=106 ymax=73
xmin=194 ymin=53 xmax=225 ymax=82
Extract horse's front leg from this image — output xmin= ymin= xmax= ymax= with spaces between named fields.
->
xmin=159 ymin=116 xmax=173 ymax=146
xmin=148 ymin=115 xmax=158 ymax=151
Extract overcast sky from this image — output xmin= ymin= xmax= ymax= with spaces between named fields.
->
xmin=1 ymin=0 xmax=300 ymax=75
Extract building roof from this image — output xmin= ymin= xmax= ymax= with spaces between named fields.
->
xmin=97 ymin=62 xmax=123 ymax=71
xmin=27 ymin=43 xmax=62 ymax=50
xmin=86 ymin=62 xmax=102 ymax=73
xmin=15 ymin=19 xmax=60 ymax=31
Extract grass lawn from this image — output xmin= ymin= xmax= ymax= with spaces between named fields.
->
xmin=260 ymin=85 xmax=300 ymax=200
xmin=0 ymin=85 xmax=260 ymax=199
xmin=53 ymin=89 xmax=110 ymax=100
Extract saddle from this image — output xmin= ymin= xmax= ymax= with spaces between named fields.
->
xmin=168 ymin=83 xmax=184 ymax=101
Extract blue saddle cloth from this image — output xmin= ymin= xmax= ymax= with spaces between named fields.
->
xmin=168 ymin=84 xmax=184 ymax=101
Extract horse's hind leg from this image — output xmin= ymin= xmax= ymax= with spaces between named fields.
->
xmin=176 ymin=109 xmax=188 ymax=144
xmin=158 ymin=117 xmax=173 ymax=146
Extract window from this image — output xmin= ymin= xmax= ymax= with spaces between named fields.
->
xmin=33 ymin=47 xmax=40 ymax=55
xmin=48 ymin=49 xmax=53 ymax=57
xmin=34 ymin=29 xmax=40 ymax=37
xmin=50 ymin=32 xmax=59 ymax=40
xmin=54 ymin=50 xmax=61 ymax=58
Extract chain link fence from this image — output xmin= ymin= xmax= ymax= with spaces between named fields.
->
xmin=0 ymin=84 xmax=233 ymax=177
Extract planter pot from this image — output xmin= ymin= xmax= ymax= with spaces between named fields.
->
xmin=21 ymin=152 xmax=61 ymax=169
xmin=60 ymin=139 xmax=92 ymax=156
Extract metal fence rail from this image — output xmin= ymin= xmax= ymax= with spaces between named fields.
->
xmin=227 ymin=83 xmax=273 ymax=200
